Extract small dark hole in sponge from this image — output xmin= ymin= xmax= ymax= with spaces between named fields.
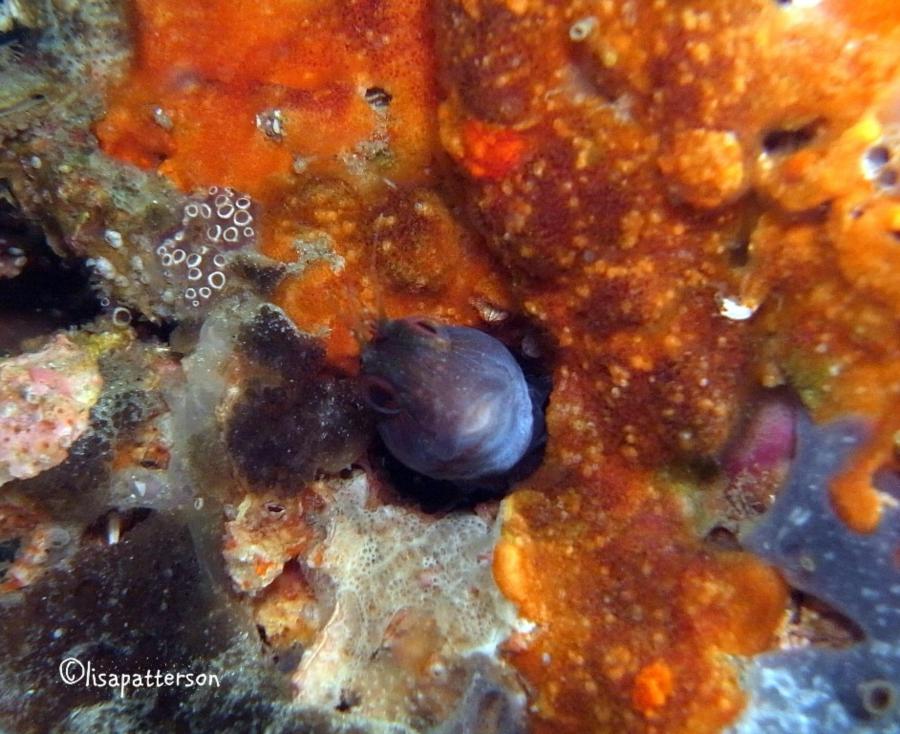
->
xmin=336 ymin=689 xmax=362 ymax=712
xmin=0 ymin=26 xmax=36 ymax=49
xmin=0 ymin=203 xmax=102 ymax=353
xmin=83 ymin=507 xmax=155 ymax=543
xmin=858 ymin=679 xmax=897 ymax=718
xmin=762 ymin=120 xmax=820 ymax=155
xmin=704 ymin=526 xmax=742 ymax=552
xmin=866 ymin=145 xmax=891 ymax=168
xmin=0 ymin=537 xmax=21 ymax=580
xmin=364 ymin=86 xmax=392 ymax=110
xmin=878 ymin=168 xmax=898 ymax=188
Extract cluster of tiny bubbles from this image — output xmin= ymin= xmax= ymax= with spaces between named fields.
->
xmin=155 ymin=187 xmax=257 ymax=309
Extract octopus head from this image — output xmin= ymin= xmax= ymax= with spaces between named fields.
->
xmin=360 ymin=317 xmax=538 ymax=483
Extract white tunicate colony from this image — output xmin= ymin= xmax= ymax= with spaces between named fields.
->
xmin=155 ymin=186 xmax=258 ymax=311
xmin=293 ymin=473 xmax=524 ymax=714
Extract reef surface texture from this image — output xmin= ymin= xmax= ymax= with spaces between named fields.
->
xmin=0 ymin=0 xmax=898 ymax=733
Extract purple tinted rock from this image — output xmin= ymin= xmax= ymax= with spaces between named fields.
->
xmin=744 ymin=414 xmax=899 ymax=642
xmin=724 ymin=396 xmax=797 ymax=480
xmin=731 ymin=413 xmax=900 ymax=734
xmin=734 ymin=642 xmax=899 ymax=734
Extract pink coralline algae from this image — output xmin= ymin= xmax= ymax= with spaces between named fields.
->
xmin=0 ymin=335 xmax=102 ymax=486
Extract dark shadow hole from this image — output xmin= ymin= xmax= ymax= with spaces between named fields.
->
xmin=364 ymin=86 xmax=392 ymax=110
xmin=0 ymin=200 xmax=102 ymax=353
xmin=0 ymin=537 xmax=22 ymax=580
xmin=859 ymin=680 xmax=897 ymax=718
xmin=83 ymin=507 xmax=155 ymax=544
xmin=877 ymin=168 xmax=898 ymax=189
xmin=786 ymin=590 xmax=865 ymax=648
xmin=336 ymin=689 xmax=361 ymax=712
xmin=0 ymin=537 xmax=21 ymax=564
xmin=762 ymin=120 xmax=821 ymax=155
xmin=0 ymin=25 xmax=37 ymax=49
xmin=866 ymin=145 xmax=891 ymax=169
xmin=728 ymin=196 xmax=764 ymax=267
xmin=703 ymin=526 xmax=742 ymax=551
xmin=129 ymin=313 xmax=177 ymax=344
xmin=272 ymin=643 xmax=304 ymax=674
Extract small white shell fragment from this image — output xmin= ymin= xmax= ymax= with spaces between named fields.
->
xmin=104 ymin=229 xmax=123 ymax=249
xmin=717 ymin=294 xmax=758 ymax=321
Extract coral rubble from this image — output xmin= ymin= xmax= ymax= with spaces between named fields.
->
xmin=0 ymin=335 xmax=101 ymax=485
xmin=0 ymin=0 xmax=898 ymax=733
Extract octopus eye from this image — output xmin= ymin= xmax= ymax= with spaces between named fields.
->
xmin=411 ymin=318 xmax=441 ymax=336
xmin=413 ymin=319 xmax=438 ymax=336
xmin=363 ymin=376 xmax=401 ymax=415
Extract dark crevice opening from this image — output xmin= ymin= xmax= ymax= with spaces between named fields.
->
xmin=364 ymin=86 xmax=392 ymax=110
xmin=82 ymin=507 xmax=155 ymax=544
xmin=0 ymin=537 xmax=22 ymax=581
xmin=762 ymin=119 xmax=822 ymax=155
xmin=366 ymin=316 xmax=555 ymax=513
xmin=0 ymin=201 xmax=102 ymax=354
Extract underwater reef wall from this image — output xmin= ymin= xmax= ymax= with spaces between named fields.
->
xmin=0 ymin=0 xmax=898 ymax=733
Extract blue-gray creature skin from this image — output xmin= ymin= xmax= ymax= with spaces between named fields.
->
xmin=361 ymin=317 xmax=535 ymax=482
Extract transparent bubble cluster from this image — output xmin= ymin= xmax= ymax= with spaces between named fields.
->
xmin=155 ymin=187 xmax=257 ymax=309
